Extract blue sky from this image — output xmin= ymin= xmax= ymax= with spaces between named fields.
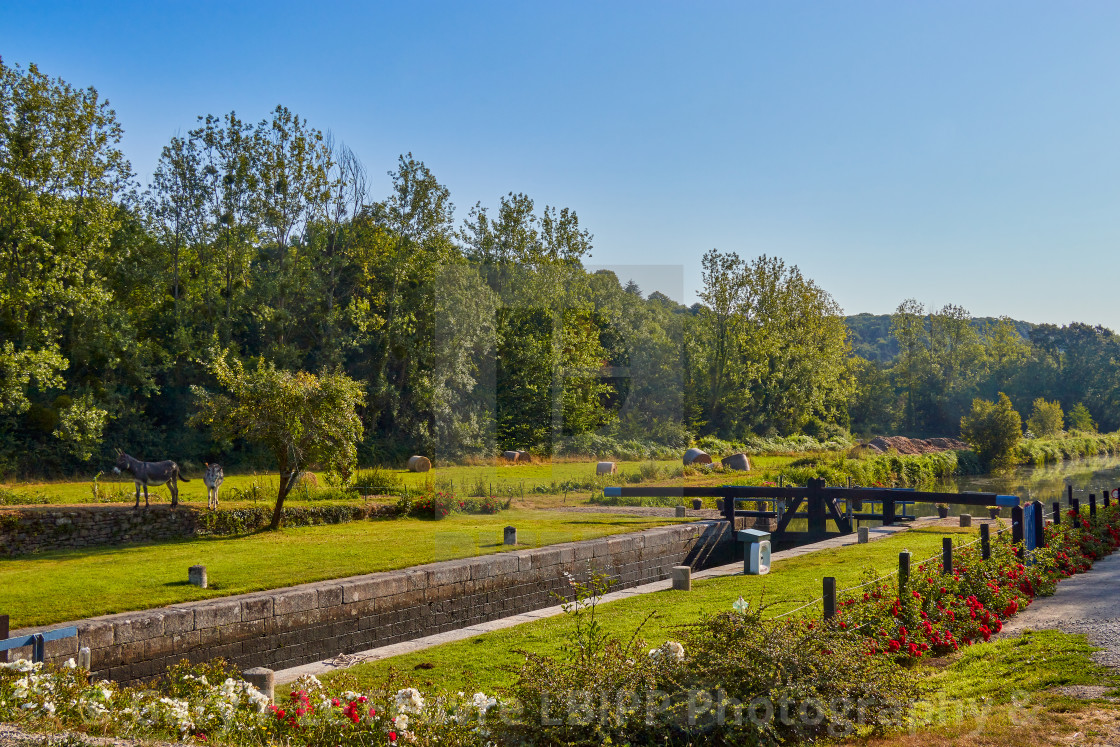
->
xmin=4 ymin=1 xmax=1120 ymax=327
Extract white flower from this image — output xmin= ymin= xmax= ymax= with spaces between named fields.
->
xmin=395 ymin=687 xmax=424 ymax=713
xmin=394 ymin=713 xmax=410 ymax=731
xmin=472 ymin=692 xmax=497 ymax=714
xmin=0 ymin=660 xmax=35 ymax=673
xmin=64 ymin=658 xmax=76 ymax=668
xmin=649 ymin=640 xmax=685 ymax=663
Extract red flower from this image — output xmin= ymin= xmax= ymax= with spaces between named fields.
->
xmin=389 ymin=731 xmax=398 ymax=743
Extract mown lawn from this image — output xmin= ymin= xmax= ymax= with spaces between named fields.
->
xmin=0 ymin=511 xmax=689 ymax=629
xmin=310 ymin=527 xmax=970 ymax=697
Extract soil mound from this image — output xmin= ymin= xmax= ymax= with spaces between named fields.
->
xmin=864 ymin=436 xmax=970 ymax=455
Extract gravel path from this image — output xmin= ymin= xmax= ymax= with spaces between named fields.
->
xmin=1002 ymin=551 xmax=1120 ymax=670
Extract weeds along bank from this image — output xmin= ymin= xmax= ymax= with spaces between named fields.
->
xmin=1016 ymin=431 xmax=1120 ymax=466
xmin=4 ymin=505 xmax=1118 ymax=745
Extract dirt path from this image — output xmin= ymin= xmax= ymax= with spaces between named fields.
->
xmin=1002 ymin=551 xmax=1120 ymax=670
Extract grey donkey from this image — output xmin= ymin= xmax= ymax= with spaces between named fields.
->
xmin=113 ymin=450 xmax=190 ymax=508
xmin=203 ymin=463 xmax=224 ymax=510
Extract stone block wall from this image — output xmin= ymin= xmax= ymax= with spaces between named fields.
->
xmin=0 ymin=505 xmax=199 ymax=556
xmin=12 ymin=520 xmax=737 ymax=684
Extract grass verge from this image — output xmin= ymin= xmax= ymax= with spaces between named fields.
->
xmin=0 ymin=511 xmax=686 ymax=629
xmin=310 ymin=527 xmax=970 ymax=697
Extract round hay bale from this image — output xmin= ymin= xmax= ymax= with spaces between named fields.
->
xmin=407 ymin=455 xmax=431 ymax=473
xmin=721 ymin=453 xmax=751 ymax=471
xmin=501 ymin=450 xmax=521 ymax=463
xmin=294 ymin=471 xmax=318 ymax=488
xmin=596 ymin=461 xmax=617 ymax=475
xmin=683 ymin=448 xmax=712 ymax=466
xmin=517 ymin=450 xmax=532 ymax=462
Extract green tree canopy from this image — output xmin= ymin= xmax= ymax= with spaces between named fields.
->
xmin=190 ymin=356 xmax=364 ymax=528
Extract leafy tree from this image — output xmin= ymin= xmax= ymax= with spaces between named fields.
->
xmin=1026 ymin=398 xmax=1063 ymax=438
xmin=1067 ymin=402 xmax=1097 ymax=433
xmin=191 ymin=356 xmax=363 ymax=529
xmin=960 ymin=393 xmax=1022 ymax=470
xmin=0 ymin=59 xmax=127 ymax=472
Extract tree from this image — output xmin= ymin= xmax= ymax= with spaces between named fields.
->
xmin=1067 ymin=402 xmax=1097 ymax=433
xmin=1026 ymin=398 xmax=1063 ymax=438
xmin=960 ymin=393 xmax=1022 ymax=470
xmin=191 ymin=356 xmax=363 ymax=529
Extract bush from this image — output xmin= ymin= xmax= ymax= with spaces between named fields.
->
xmin=960 ymin=393 xmax=1022 ymax=470
xmin=1026 ymin=398 xmax=1064 ymax=438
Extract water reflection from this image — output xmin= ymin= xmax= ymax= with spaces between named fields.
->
xmin=892 ymin=455 xmax=1120 ymax=520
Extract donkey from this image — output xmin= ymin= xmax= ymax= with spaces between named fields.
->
xmin=113 ymin=450 xmax=190 ymax=508
xmin=203 ymin=463 xmax=224 ymax=510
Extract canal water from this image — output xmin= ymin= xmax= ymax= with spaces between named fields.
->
xmin=909 ymin=454 xmax=1120 ymax=520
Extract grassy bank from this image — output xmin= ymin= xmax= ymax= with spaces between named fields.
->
xmin=1017 ymin=431 xmax=1120 ymax=466
xmin=309 ymin=526 xmax=966 ymax=696
xmin=0 ymin=511 xmax=687 ymax=629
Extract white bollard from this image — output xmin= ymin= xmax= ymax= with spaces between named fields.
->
xmin=857 ymin=527 xmax=869 ymax=544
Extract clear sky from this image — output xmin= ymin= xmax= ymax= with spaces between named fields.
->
xmin=4 ymin=1 xmax=1120 ymax=327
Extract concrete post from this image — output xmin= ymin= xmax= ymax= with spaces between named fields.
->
xmin=959 ymin=514 xmax=972 ymax=528
xmin=188 ymin=565 xmax=207 ymax=588
xmin=857 ymin=526 xmax=869 ymax=544
xmin=675 ymin=506 xmax=686 ymax=518
xmin=671 ymin=565 xmax=691 ymax=591
xmin=242 ymin=667 xmax=275 ymax=702
xmin=503 ymin=526 xmax=517 ymax=545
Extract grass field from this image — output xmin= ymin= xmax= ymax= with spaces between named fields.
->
xmin=0 ymin=454 xmax=806 ymax=508
xmin=0 ymin=511 xmax=689 ymax=629
xmin=308 ymin=526 xmax=971 ymax=696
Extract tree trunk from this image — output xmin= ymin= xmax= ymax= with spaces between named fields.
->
xmin=270 ymin=469 xmax=298 ymax=530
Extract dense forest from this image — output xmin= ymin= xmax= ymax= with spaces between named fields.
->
xmin=3 ymin=59 xmax=1120 ymax=476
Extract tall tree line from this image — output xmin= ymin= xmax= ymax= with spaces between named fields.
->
xmin=4 ymin=60 xmax=1118 ymax=476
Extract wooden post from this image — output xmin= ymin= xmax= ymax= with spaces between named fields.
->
xmin=1106 ymin=488 xmax=1112 ymax=508
xmin=807 ymin=478 xmax=827 ymax=538
xmin=883 ymin=497 xmax=896 ymax=526
xmin=1012 ymin=505 xmax=1024 ymax=558
xmin=898 ymin=551 xmax=911 ymax=598
xmin=1068 ymin=484 xmax=1074 ymax=505
xmin=1053 ymin=501 xmax=1061 ymax=526
xmin=823 ymin=577 xmax=836 ymax=620
xmin=1089 ymin=494 xmax=1097 ymax=517
xmin=1070 ymin=498 xmax=1081 ymax=528
xmin=1032 ymin=500 xmax=1046 ymax=548
xmin=980 ymin=523 xmax=991 ymax=561
xmin=942 ymin=537 xmax=953 ymax=576
xmin=0 ymin=614 xmax=7 ymax=664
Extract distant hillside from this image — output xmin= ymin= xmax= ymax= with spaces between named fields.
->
xmin=845 ymin=313 xmax=1034 ymax=363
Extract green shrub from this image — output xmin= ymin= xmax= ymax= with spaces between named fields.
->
xmin=960 ymin=393 xmax=1022 ymax=470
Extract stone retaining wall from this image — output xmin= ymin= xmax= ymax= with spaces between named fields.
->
xmin=0 ymin=505 xmax=199 ymax=556
xmin=13 ymin=520 xmax=738 ymax=684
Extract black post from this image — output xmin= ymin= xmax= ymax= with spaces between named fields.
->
xmin=0 ymin=614 xmax=7 ymax=664
xmin=1053 ymin=501 xmax=1061 ymax=526
xmin=32 ymin=634 xmax=44 ymax=664
xmin=1068 ymin=484 xmax=1074 ymax=505
xmin=1089 ymin=494 xmax=1097 ymax=518
xmin=899 ymin=551 xmax=911 ymax=598
xmin=883 ymin=497 xmax=896 ymax=526
xmin=1033 ymin=500 xmax=1046 ymax=548
xmin=823 ymin=577 xmax=836 ymax=619
xmin=807 ymin=478 xmax=828 ymax=538
xmin=942 ymin=537 xmax=953 ymax=575
xmin=1070 ymin=498 xmax=1081 ymax=528
xmin=1012 ymin=505 xmax=1024 ymax=558
xmin=980 ymin=523 xmax=991 ymax=560
xmin=723 ymin=492 xmax=734 ymax=526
